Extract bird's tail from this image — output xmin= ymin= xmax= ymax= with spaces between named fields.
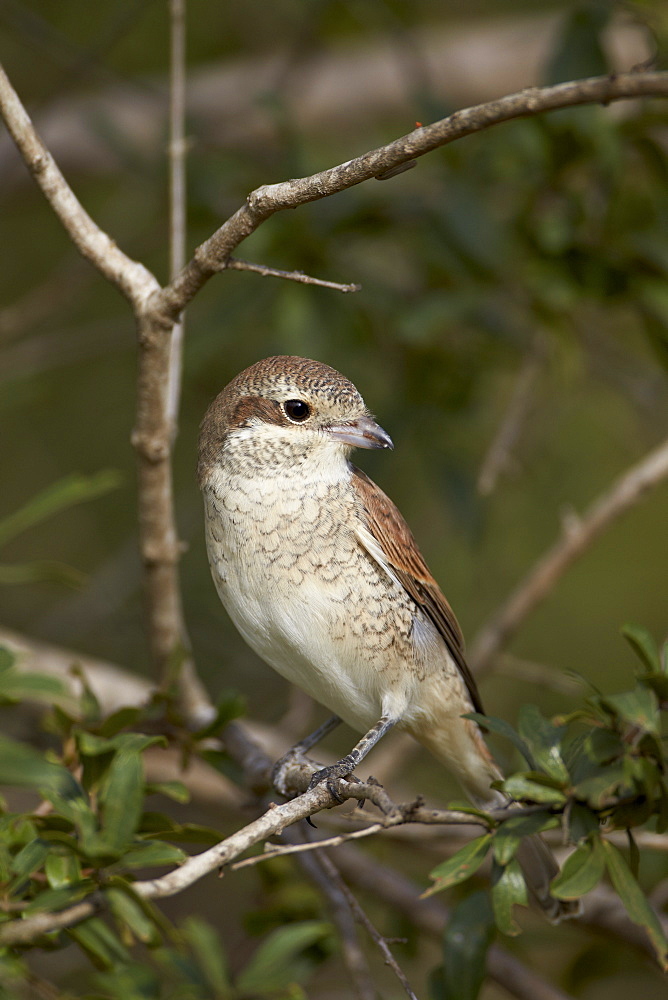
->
xmin=515 ymin=833 xmax=581 ymax=922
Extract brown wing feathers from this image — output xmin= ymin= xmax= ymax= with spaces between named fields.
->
xmin=352 ymin=467 xmax=484 ymax=714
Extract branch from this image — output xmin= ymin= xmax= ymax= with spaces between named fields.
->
xmin=282 ymin=826 xmax=376 ymax=1000
xmin=477 ymin=334 xmax=544 ymax=495
xmin=335 ymin=847 xmax=576 ymax=1000
xmin=226 ymin=257 xmax=361 ymax=293
xmin=0 ymin=63 xmax=157 ymax=310
xmin=157 ymin=71 xmax=668 ymax=318
xmin=166 ymin=0 xmax=187 ymax=437
xmin=471 ymin=436 xmax=668 ymax=676
xmin=0 ymin=61 xmax=192 ymax=687
xmin=316 ymin=850 xmax=419 ymax=1000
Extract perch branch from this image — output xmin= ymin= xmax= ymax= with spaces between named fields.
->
xmin=471 ymin=436 xmax=668 ymax=675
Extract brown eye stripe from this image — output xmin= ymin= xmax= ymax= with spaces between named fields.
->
xmin=229 ymin=396 xmax=285 ymax=428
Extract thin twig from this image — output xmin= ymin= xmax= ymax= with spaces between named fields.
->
xmin=317 ymin=850 xmax=419 ymax=1000
xmin=471 ymin=436 xmax=668 ymax=676
xmin=335 ymin=847 xmax=577 ymax=1000
xmin=166 ymin=0 xmax=187 ymax=437
xmin=230 ymin=824 xmax=387 ymax=870
xmin=283 ymin=826 xmax=376 ymax=1000
xmin=495 ymin=654 xmax=583 ymax=695
xmin=226 ymin=257 xmax=361 ymax=292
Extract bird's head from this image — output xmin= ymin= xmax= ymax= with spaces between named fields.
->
xmin=198 ymin=355 xmax=393 ymax=483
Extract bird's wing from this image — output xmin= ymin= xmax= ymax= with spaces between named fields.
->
xmin=351 ymin=466 xmax=483 ymax=714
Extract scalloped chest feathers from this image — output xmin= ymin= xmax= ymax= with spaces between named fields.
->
xmin=201 ymin=449 xmax=418 ymax=731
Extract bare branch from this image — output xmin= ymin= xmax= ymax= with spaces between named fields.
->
xmin=0 ymin=60 xmax=192 ymax=688
xmin=335 ymin=848 xmax=577 ymax=1000
xmin=317 ymin=851 xmax=419 ymax=1000
xmin=477 ymin=334 xmax=545 ymax=495
xmin=157 ymin=71 xmax=668 ymax=318
xmin=165 ymin=0 xmax=187 ymax=436
xmin=226 ymin=257 xmax=361 ymax=293
xmin=229 ymin=824 xmax=388 ymax=870
xmin=471 ymin=436 xmax=668 ymax=676
xmin=494 ymin=654 xmax=583 ymax=695
xmin=283 ymin=827 xmax=376 ymax=1000
xmin=0 ymin=62 xmax=157 ymax=310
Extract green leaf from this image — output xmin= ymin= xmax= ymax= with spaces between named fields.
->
xmin=114 ymin=840 xmax=186 ymax=869
xmin=567 ymin=803 xmax=601 ymax=842
xmin=98 ymin=749 xmax=144 ymax=852
xmin=491 ymin=859 xmax=527 ymax=936
xmin=442 ymin=891 xmax=495 ymax=1000
xmin=0 ymin=471 xmax=122 ymax=549
xmin=77 ymin=731 xmax=165 ymax=757
xmin=67 ymin=915 xmax=132 ymax=970
xmin=140 ymin=813 xmax=221 ymax=844
xmin=108 ymin=887 xmax=162 ymax=947
xmin=0 ymin=737 xmax=96 ymax=839
xmin=0 ymin=667 xmax=69 ymax=705
xmin=517 ymin=705 xmax=569 ymax=783
xmin=464 ymin=714 xmax=536 ymax=769
xmin=551 ymin=837 xmax=605 ymax=899
xmin=9 ymin=838 xmax=50 ymax=886
xmin=181 ymin=916 xmax=234 ymax=998
xmin=622 ymin=624 xmax=661 ymax=673
xmin=25 ymin=880 xmax=95 ymax=914
xmin=602 ymin=685 xmax=659 ymax=734
xmin=45 ymin=852 xmax=81 ymax=889
xmin=144 ymin=781 xmax=190 ymax=804
xmin=500 ymin=775 xmax=567 ymax=806
xmin=602 ymin=840 xmax=668 ymax=970
xmin=97 ymin=707 xmax=145 ymax=738
xmin=493 ymin=811 xmax=557 ymax=866
xmin=425 ymin=835 xmax=493 ymax=897
xmin=235 ymin=921 xmax=332 ymax=995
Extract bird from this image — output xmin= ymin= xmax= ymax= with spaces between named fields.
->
xmin=198 ymin=355 xmax=575 ymax=921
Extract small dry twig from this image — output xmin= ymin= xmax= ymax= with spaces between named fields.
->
xmin=316 ymin=850 xmax=419 ymax=1000
xmin=283 ymin=825 xmax=376 ymax=1000
xmin=226 ymin=257 xmax=361 ymax=292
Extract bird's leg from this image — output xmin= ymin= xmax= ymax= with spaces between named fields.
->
xmin=272 ymin=715 xmax=342 ymax=797
xmin=307 ymin=715 xmax=397 ymax=794
xmin=294 ymin=714 xmax=343 ymax=753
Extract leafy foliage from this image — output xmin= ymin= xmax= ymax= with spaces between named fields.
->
xmin=0 ymin=647 xmax=333 ymax=998
xmin=427 ymin=626 xmax=668 ymax=978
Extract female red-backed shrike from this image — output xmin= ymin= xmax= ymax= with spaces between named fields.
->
xmin=198 ymin=355 xmax=574 ymax=920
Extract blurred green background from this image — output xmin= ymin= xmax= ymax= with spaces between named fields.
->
xmin=1 ymin=1 xmax=667 ymax=994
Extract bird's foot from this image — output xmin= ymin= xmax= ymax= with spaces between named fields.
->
xmin=307 ymin=754 xmax=360 ymax=801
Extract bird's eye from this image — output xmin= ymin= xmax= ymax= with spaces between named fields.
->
xmin=283 ymin=399 xmax=311 ymax=422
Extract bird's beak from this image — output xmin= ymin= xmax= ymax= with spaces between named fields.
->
xmin=326 ymin=414 xmax=394 ymax=450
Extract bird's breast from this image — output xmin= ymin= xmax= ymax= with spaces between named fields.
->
xmin=201 ymin=462 xmax=423 ymax=729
